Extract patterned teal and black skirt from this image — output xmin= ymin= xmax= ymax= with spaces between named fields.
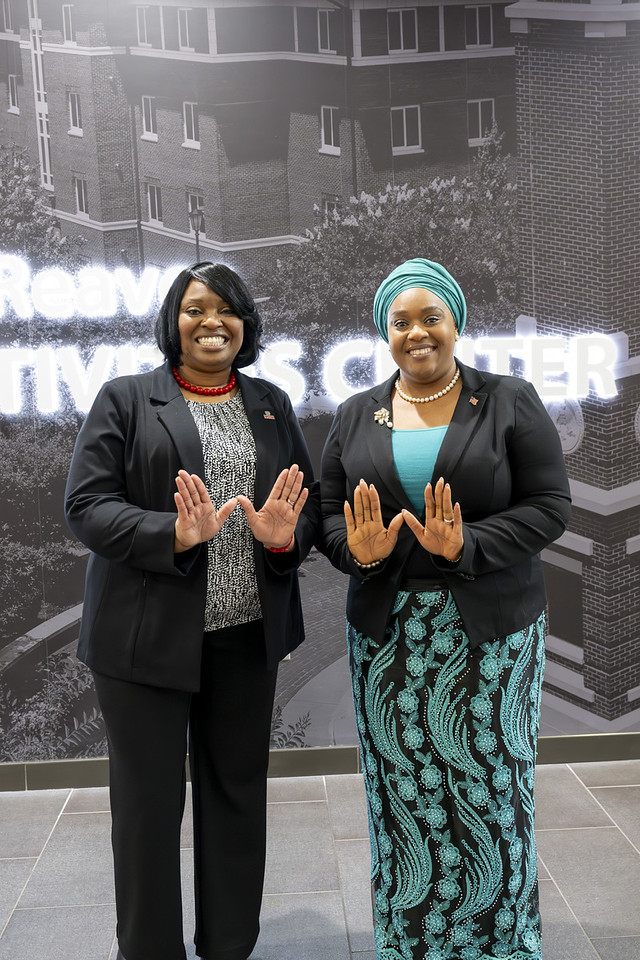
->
xmin=347 ymin=584 xmax=545 ymax=960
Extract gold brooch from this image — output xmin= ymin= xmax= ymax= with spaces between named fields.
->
xmin=374 ymin=407 xmax=392 ymax=428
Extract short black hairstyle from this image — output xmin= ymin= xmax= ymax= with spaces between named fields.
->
xmin=154 ymin=261 xmax=264 ymax=369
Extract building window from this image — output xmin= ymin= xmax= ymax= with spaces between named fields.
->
xmin=68 ymin=92 xmax=82 ymax=134
xmin=318 ymin=8 xmax=336 ymax=53
xmin=387 ymin=9 xmax=417 ymax=52
xmin=320 ymin=105 xmax=340 ymax=154
xmin=187 ymin=192 xmax=205 ymax=234
xmin=322 ymin=194 xmax=340 ymax=219
xmin=147 ymin=183 xmax=162 ymax=222
xmin=73 ymin=176 xmax=89 ymax=215
xmin=390 ymin=105 xmax=422 ymax=154
xmin=141 ymin=95 xmax=157 ymax=140
xmin=178 ymin=7 xmax=193 ymax=50
xmin=2 ymin=0 xmax=13 ymax=32
xmin=465 ymin=6 xmax=492 ymax=47
xmin=62 ymin=4 xmax=76 ymax=43
xmin=136 ymin=6 xmax=150 ymax=45
xmin=467 ymin=98 xmax=495 ymax=146
xmin=8 ymin=74 xmax=19 ymax=113
xmin=183 ymin=102 xmax=199 ymax=146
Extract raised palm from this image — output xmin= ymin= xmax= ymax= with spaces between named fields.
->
xmin=174 ymin=470 xmax=238 ymax=551
xmin=345 ymin=480 xmax=404 ymax=565
xmin=402 ymin=477 xmax=463 ymax=561
xmin=237 ymin=464 xmax=308 ymax=549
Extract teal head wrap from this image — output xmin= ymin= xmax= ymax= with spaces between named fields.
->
xmin=372 ymin=258 xmax=467 ymax=342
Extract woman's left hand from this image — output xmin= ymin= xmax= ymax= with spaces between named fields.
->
xmin=237 ymin=464 xmax=309 ymax=551
xmin=402 ymin=477 xmax=464 ymax=562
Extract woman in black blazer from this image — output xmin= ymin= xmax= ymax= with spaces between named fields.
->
xmin=320 ymin=258 xmax=570 ymax=960
xmin=65 ymin=262 xmax=319 ymax=960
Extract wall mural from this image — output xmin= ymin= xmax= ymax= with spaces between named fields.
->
xmin=0 ymin=0 xmax=638 ymax=762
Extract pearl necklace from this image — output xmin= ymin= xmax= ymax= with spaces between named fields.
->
xmin=173 ymin=367 xmax=237 ymax=396
xmin=395 ymin=368 xmax=460 ymax=404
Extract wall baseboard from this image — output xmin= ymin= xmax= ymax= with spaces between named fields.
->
xmin=1 ymin=734 xmax=638 ymax=792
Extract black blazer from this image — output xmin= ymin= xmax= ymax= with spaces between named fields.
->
xmin=320 ymin=362 xmax=571 ymax=648
xmin=65 ymin=362 xmax=320 ymax=690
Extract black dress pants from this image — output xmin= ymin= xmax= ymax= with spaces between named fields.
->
xmin=93 ymin=620 xmax=278 ymax=960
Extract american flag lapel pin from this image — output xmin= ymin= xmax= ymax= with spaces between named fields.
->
xmin=263 ymin=410 xmax=275 ymax=420
xmin=469 ymin=396 xmax=478 ymax=405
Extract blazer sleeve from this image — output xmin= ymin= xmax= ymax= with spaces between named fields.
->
xmin=433 ymin=379 xmax=571 ymax=576
xmin=64 ymin=380 xmax=197 ymax=576
xmin=262 ymin=386 xmax=321 ymax=575
xmin=319 ymin=403 xmax=386 ymax=581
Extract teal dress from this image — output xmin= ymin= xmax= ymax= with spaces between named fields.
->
xmin=348 ymin=427 xmax=543 ymax=960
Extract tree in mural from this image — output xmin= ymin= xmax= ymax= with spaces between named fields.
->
xmin=0 ymin=142 xmax=85 ymax=270
xmin=259 ymin=127 xmax=517 ymax=393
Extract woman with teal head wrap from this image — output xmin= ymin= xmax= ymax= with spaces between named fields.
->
xmin=319 ymin=257 xmax=571 ymax=960
xmin=373 ymin=257 xmax=467 ymax=342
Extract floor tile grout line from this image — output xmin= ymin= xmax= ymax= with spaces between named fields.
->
xmin=262 ymin=889 xmax=348 ymax=898
xmin=536 ymin=825 xmax=618 ymax=833
xmin=324 ymin=776 xmax=366 ymax=958
xmin=0 ymin=788 xmax=73 ymax=940
xmin=566 ymin=764 xmax=640 ymax=858
xmin=11 ymin=901 xmax=117 ymax=911
xmin=570 ymin=783 xmax=640 ymax=790
xmin=537 ymin=872 xmax=602 ymax=958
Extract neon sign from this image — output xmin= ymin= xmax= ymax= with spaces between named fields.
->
xmin=0 ymin=255 xmax=622 ymax=414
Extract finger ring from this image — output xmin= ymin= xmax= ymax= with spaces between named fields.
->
xmin=287 ymin=498 xmax=296 ymax=506
xmin=444 ymin=518 xmax=455 ymax=524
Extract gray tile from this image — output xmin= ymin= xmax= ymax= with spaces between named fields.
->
xmin=0 ymin=859 xmax=36 ymax=931
xmin=0 ymin=790 xmax=70 ymax=859
xmin=350 ymin=954 xmax=376 ymax=960
xmin=18 ymin=812 xmax=114 ymax=908
xmin=590 ymin=786 xmax=640 ymax=849
xmin=537 ymin=827 xmax=640 ymax=938
xmin=334 ymin=839 xmax=375 ymax=953
xmin=325 ymin=774 xmax=369 ymax=841
xmin=571 ymin=760 xmax=640 ymax=788
xmin=538 ymin=879 xmax=600 ymax=960
xmin=538 ymin=856 xmax=550 ymax=880
xmin=592 ymin=937 xmax=640 ymax=960
xmin=0 ymin=904 xmax=116 ymax=960
xmin=181 ymin=783 xmax=193 ymax=849
xmin=250 ymin=892 xmax=350 ymax=960
xmin=264 ymin=801 xmax=339 ymax=894
xmin=535 ymin=765 xmax=612 ymax=830
xmin=267 ymin=776 xmax=326 ymax=803
xmin=181 ymin=846 xmax=195 ymax=948
xmin=64 ymin=787 xmax=110 ymax=814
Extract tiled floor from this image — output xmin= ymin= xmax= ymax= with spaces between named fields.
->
xmin=1 ymin=761 xmax=640 ymax=960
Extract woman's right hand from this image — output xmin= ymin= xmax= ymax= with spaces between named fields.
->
xmin=344 ymin=479 xmax=404 ymax=566
xmin=174 ymin=469 xmax=238 ymax=553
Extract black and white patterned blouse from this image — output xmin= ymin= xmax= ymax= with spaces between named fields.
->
xmin=186 ymin=393 xmax=262 ymax=631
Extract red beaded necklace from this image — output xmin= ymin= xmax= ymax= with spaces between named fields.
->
xmin=173 ymin=366 xmax=237 ymax=397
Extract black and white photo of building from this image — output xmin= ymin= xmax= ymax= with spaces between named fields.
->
xmin=1 ymin=0 xmax=639 ymax=760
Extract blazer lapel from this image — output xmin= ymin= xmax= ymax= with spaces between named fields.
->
xmin=433 ymin=362 xmax=487 ymax=481
xmin=151 ymin=363 xmax=206 ymax=476
xmin=364 ymin=372 xmax=416 ymax=512
xmin=236 ymin=371 xmax=276 ymax=508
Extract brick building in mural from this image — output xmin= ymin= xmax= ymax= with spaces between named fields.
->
xmin=506 ymin=0 xmax=640 ymax=722
xmin=2 ymin=0 xmax=640 ymax=728
xmin=0 ymin=0 xmax=515 ymax=277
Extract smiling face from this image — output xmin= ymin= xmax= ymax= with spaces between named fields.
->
xmin=387 ymin=286 xmax=458 ymax=393
xmin=177 ymin=280 xmax=245 ymax=385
